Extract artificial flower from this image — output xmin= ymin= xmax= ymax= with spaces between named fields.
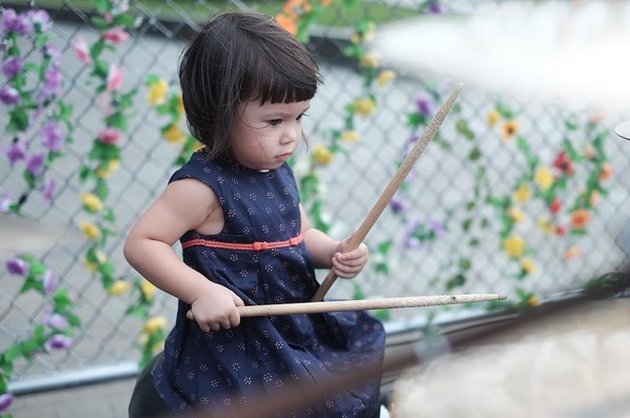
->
xmin=313 ymin=144 xmax=333 ymax=166
xmin=340 ymin=130 xmax=361 ymax=142
xmin=102 ymin=26 xmax=130 ymax=44
xmin=96 ymin=160 xmax=120 ymax=179
xmin=599 ymin=162 xmax=613 ymax=181
xmin=2 ymin=57 xmax=23 ymax=79
xmin=143 ymin=316 xmax=167 ymax=333
xmin=570 ymin=208 xmax=591 ymax=230
xmin=275 ymin=14 xmax=297 ymax=35
xmin=359 ymin=51 xmax=380 ymax=69
xmin=0 ymin=393 xmax=14 ymax=413
xmin=81 ymin=192 xmax=104 ymax=213
xmin=487 ymin=109 xmax=500 ymax=127
xmin=552 ymin=151 xmax=574 ymax=176
xmin=1 ymin=9 xmax=33 ymax=35
xmin=163 ymin=123 xmax=186 ymax=144
xmin=98 ymin=127 xmax=123 ymax=145
xmin=589 ymin=190 xmax=601 ymax=207
xmin=6 ymin=257 xmax=29 ymax=276
xmin=44 ymin=312 xmax=69 ymax=329
xmin=73 ymin=35 xmax=92 ymax=65
xmin=109 ymin=280 xmax=131 ymax=296
xmin=538 ymin=217 xmax=555 ymax=234
xmin=501 ymin=120 xmax=519 ymax=141
xmin=79 ymin=220 xmax=102 ymax=240
xmin=41 ymin=121 xmax=67 ymax=152
xmin=353 ymin=97 xmax=376 ymax=117
xmin=549 ymin=197 xmax=561 ymax=215
xmin=47 ymin=334 xmax=72 ymax=350
xmin=42 ymin=269 xmax=56 ymax=294
xmin=0 ymin=86 xmax=21 ymax=105
xmin=503 ymin=235 xmax=525 ymax=258
xmin=527 ymin=293 xmax=540 ymax=307
xmin=147 ymin=79 xmax=169 ymax=105
xmin=141 ymin=280 xmax=156 ymax=301
xmin=27 ymin=153 xmax=46 ymax=176
xmin=520 ymin=258 xmax=538 ymax=275
xmin=106 ymin=63 xmax=124 ymax=91
xmin=534 ymin=166 xmax=554 ymax=190
xmin=513 ymin=183 xmax=531 ymax=203
xmin=415 ymin=93 xmax=435 ymax=117
xmin=376 ymin=70 xmax=396 ymax=87
xmin=508 ymin=206 xmax=526 ymax=223
xmin=6 ymin=141 xmax=27 ymax=165
xmin=564 ymin=245 xmax=582 ymax=260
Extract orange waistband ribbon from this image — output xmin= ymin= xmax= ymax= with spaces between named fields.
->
xmin=181 ymin=233 xmax=303 ymax=251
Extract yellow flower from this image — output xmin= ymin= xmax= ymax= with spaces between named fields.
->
xmin=81 ymin=192 xmax=104 ymax=213
xmin=513 ymin=183 xmax=531 ymax=203
xmin=141 ymin=280 xmax=156 ymax=301
xmin=79 ymin=220 xmax=101 ymax=240
xmin=362 ymin=22 xmax=376 ymax=43
xmin=313 ymin=145 xmax=333 ymax=166
xmin=354 ymin=98 xmax=376 ymax=117
xmin=502 ymin=120 xmax=519 ymax=141
xmin=143 ymin=316 xmax=167 ymax=334
xmin=96 ymin=160 xmax=120 ymax=179
xmin=340 ymin=130 xmax=361 ymax=142
xmin=534 ymin=166 xmax=554 ymax=190
xmin=508 ymin=206 xmax=526 ymax=223
xmin=538 ymin=216 xmax=555 ymax=234
xmin=359 ymin=51 xmax=381 ymax=69
xmin=521 ymin=258 xmax=538 ymax=275
xmin=86 ymin=250 xmax=108 ymax=272
xmin=177 ymin=94 xmax=184 ymax=115
xmin=163 ymin=123 xmax=186 ymax=144
xmin=527 ymin=294 xmax=540 ymax=307
xmin=376 ymin=70 xmax=396 ymax=87
xmin=503 ymin=235 xmax=525 ymax=258
xmin=487 ymin=109 xmax=500 ymax=127
xmin=109 ymin=280 xmax=131 ymax=296
xmin=147 ymin=79 xmax=168 ymax=105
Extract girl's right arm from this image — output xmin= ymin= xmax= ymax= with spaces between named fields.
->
xmin=123 ymin=179 xmax=243 ymax=331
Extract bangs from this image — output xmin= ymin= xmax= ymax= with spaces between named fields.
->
xmin=254 ymin=71 xmax=318 ymax=104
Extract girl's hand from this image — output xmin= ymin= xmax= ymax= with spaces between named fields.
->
xmin=187 ymin=283 xmax=244 ymax=332
xmin=332 ymin=234 xmax=368 ymax=279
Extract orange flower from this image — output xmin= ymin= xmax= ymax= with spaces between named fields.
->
xmin=564 ymin=245 xmax=582 ymax=260
xmin=599 ymin=162 xmax=613 ymax=181
xmin=570 ymin=208 xmax=591 ymax=230
xmin=275 ymin=14 xmax=297 ymax=35
xmin=502 ymin=120 xmax=519 ymax=141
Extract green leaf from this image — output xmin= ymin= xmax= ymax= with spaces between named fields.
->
xmin=445 ymin=274 xmax=465 ymax=291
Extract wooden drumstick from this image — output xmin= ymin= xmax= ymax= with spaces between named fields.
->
xmin=311 ymin=83 xmax=464 ymax=302
xmin=186 ymin=293 xmax=505 ymax=319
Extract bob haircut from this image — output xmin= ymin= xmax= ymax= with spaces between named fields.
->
xmin=179 ymin=12 xmax=322 ymax=160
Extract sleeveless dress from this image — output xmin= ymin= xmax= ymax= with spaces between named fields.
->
xmin=151 ymin=152 xmax=385 ymax=417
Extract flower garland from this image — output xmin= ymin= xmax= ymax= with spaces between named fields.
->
xmin=1 ymin=254 xmax=80 ymax=417
xmin=1 ymin=8 xmax=73 ymax=213
xmin=72 ymin=0 xmax=161 ymax=366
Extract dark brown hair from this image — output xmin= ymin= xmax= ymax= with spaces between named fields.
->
xmin=178 ymin=12 xmax=321 ymax=160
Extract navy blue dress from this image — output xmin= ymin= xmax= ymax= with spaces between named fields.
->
xmin=152 ymin=152 xmax=385 ymax=417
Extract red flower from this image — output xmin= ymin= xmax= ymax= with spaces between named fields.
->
xmin=549 ymin=197 xmax=561 ymax=215
xmin=553 ymin=151 xmax=574 ymax=176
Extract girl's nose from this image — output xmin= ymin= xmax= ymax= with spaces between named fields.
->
xmin=281 ymin=123 xmax=300 ymax=144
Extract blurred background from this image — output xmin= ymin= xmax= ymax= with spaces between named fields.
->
xmin=1 ymin=0 xmax=629 ymax=416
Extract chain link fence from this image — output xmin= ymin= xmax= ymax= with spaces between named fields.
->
xmin=1 ymin=0 xmax=629 ymax=394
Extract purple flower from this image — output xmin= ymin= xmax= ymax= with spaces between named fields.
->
xmin=42 ymin=66 xmax=63 ymax=98
xmin=390 ymin=196 xmax=410 ymax=214
xmin=27 ymin=10 xmax=52 ymax=32
xmin=45 ymin=311 xmax=69 ymax=329
xmin=47 ymin=334 xmax=72 ymax=350
xmin=44 ymin=44 xmax=62 ymax=63
xmin=42 ymin=268 xmax=56 ymax=293
xmin=41 ymin=121 xmax=67 ymax=152
xmin=0 ymin=86 xmax=21 ymax=105
xmin=403 ymin=218 xmax=422 ymax=249
xmin=6 ymin=257 xmax=29 ymax=276
xmin=416 ymin=93 xmax=436 ymax=117
xmin=43 ymin=179 xmax=56 ymax=203
xmin=429 ymin=2 xmax=447 ymax=14
xmin=2 ymin=57 xmax=24 ymax=79
xmin=6 ymin=140 xmax=27 ymax=165
xmin=0 ymin=192 xmax=13 ymax=212
xmin=0 ymin=393 xmax=14 ymax=413
xmin=428 ymin=218 xmax=445 ymax=237
xmin=27 ymin=153 xmax=46 ymax=176
xmin=1 ymin=9 xmax=33 ymax=35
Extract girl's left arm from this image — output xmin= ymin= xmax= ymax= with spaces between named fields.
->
xmin=300 ymin=205 xmax=368 ymax=278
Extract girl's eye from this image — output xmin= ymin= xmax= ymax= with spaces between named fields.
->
xmin=268 ymin=119 xmax=282 ymax=126
xmin=297 ymin=112 xmax=309 ymax=121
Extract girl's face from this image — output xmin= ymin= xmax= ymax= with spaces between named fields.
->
xmin=230 ymin=99 xmax=311 ymax=171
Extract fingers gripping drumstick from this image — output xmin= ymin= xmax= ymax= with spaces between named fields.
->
xmin=311 ymin=83 xmax=464 ymax=302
